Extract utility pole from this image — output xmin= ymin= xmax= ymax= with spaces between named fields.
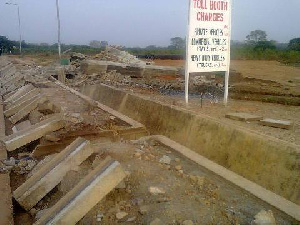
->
xmin=56 ymin=0 xmax=61 ymax=59
xmin=6 ymin=2 xmax=22 ymax=55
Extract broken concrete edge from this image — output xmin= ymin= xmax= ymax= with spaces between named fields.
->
xmin=140 ymin=135 xmax=300 ymax=222
xmin=6 ymin=88 xmax=40 ymax=110
xmin=34 ymin=157 xmax=126 ymax=225
xmin=100 ymin=83 xmax=300 ymax=153
xmin=49 ymin=77 xmax=145 ymax=129
xmin=14 ymin=137 xmax=93 ymax=211
xmin=0 ymin=96 xmax=6 ymax=140
xmin=9 ymin=95 xmax=48 ymax=125
xmin=4 ymin=83 xmax=35 ymax=104
xmin=260 ymin=119 xmax=293 ymax=130
xmin=1 ymin=113 xmax=65 ymax=151
xmin=0 ymin=98 xmax=14 ymax=225
xmin=4 ymin=92 xmax=41 ymax=117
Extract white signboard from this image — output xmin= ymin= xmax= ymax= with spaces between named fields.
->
xmin=187 ymin=0 xmax=231 ymax=72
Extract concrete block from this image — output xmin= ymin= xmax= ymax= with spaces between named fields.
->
xmin=13 ymin=137 xmax=93 ymax=211
xmin=3 ymin=89 xmax=17 ymax=101
xmin=57 ymin=67 xmax=66 ymax=84
xmin=12 ymin=120 xmax=31 ymax=133
xmin=81 ymin=60 xmax=108 ymax=75
xmin=260 ymin=119 xmax=293 ymax=130
xmin=6 ymin=88 xmax=40 ymax=109
xmin=4 ymin=84 xmax=35 ymax=104
xmin=4 ymin=93 xmax=41 ymax=117
xmin=35 ymin=157 xmax=126 ymax=225
xmin=9 ymin=95 xmax=47 ymax=124
xmin=225 ymin=112 xmax=263 ymax=122
xmin=2 ymin=114 xmax=65 ymax=151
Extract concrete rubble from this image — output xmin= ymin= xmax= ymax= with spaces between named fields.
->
xmin=0 ymin=56 xmax=299 ymax=225
xmin=34 ymin=157 xmax=127 ymax=225
xmin=13 ymin=137 xmax=93 ymax=210
xmin=225 ymin=112 xmax=263 ymax=122
xmin=260 ymin=118 xmax=293 ymax=130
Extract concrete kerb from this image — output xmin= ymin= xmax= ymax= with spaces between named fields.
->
xmin=142 ymin=135 xmax=300 ymax=221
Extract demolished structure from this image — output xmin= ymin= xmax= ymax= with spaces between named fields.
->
xmin=0 ymin=50 xmax=299 ymax=225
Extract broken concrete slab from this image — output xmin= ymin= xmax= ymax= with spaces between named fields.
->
xmin=6 ymin=87 xmax=40 ymax=109
xmin=9 ymin=95 xmax=47 ymax=124
xmin=13 ymin=137 xmax=93 ymax=211
xmin=12 ymin=120 xmax=31 ymax=133
xmin=2 ymin=114 xmax=65 ymax=151
xmin=81 ymin=60 xmax=109 ymax=74
xmin=225 ymin=112 xmax=263 ymax=122
xmin=4 ymin=84 xmax=35 ymax=104
xmin=260 ymin=119 xmax=293 ymax=130
xmin=34 ymin=157 xmax=126 ymax=225
xmin=57 ymin=67 xmax=66 ymax=84
xmin=4 ymin=93 xmax=41 ymax=117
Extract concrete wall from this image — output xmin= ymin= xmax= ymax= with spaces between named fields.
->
xmin=80 ymin=84 xmax=300 ymax=205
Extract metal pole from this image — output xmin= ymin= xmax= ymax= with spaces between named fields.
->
xmin=224 ymin=0 xmax=232 ymax=106
xmin=17 ymin=5 xmax=22 ymax=55
xmin=185 ymin=0 xmax=192 ymax=104
xmin=56 ymin=0 xmax=61 ymax=59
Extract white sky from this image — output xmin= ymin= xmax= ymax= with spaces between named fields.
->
xmin=1 ymin=0 xmax=300 ymax=47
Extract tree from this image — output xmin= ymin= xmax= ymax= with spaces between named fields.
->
xmin=169 ymin=37 xmax=185 ymax=50
xmin=246 ymin=30 xmax=267 ymax=43
xmin=0 ymin=36 xmax=17 ymax=52
xmin=288 ymin=38 xmax=300 ymax=51
xmin=254 ymin=41 xmax=276 ymax=51
xmin=89 ymin=40 xmax=101 ymax=48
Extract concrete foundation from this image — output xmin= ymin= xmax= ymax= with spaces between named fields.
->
xmin=80 ymin=84 xmax=300 ymax=205
xmin=13 ymin=137 xmax=93 ymax=211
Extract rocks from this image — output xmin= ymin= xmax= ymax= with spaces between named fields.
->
xmin=3 ymin=157 xmax=16 ymax=166
xmin=149 ymin=186 xmax=166 ymax=195
xmin=182 ymin=220 xmax=194 ymax=225
xmin=139 ymin=205 xmax=149 ymax=215
xmin=251 ymin=210 xmax=276 ymax=225
xmin=175 ymin=165 xmax=182 ymax=171
xmin=159 ymin=155 xmax=171 ymax=165
xmin=96 ymin=213 xmax=104 ymax=222
xmin=150 ymin=218 xmax=164 ymax=225
xmin=189 ymin=175 xmax=206 ymax=189
xmin=116 ymin=211 xmax=128 ymax=220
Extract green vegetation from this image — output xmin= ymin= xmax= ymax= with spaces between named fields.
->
xmin=1 ymin=33 xmax=299 ymax=65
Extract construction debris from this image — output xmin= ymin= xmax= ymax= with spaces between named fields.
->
xmin=2 ymin=114 xmax=65 ymax=151
xmin=251 ymin=210 xmax=277 ymax=225
xmin=34 ymin=157 xmax=126 ymax=225
xmin=225 ymin=112 xmax=263 ymax=122
xmin=13 ymin=137 xmax=93 ymax=210
xmin=260 ymin=118 xmax=293 ymax=130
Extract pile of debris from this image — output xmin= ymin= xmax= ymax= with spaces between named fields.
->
xmin=94 ymin=46 xmax=146 ymax=66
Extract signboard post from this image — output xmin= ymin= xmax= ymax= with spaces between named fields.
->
xmin=185 ymin=0 xmax=231 ymax=105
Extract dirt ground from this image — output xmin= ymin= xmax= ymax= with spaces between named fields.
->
xmin=12 ymin=139 xmax=297 ymax=225
xmin=3 ymin=55 xmax=299 ymax=224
